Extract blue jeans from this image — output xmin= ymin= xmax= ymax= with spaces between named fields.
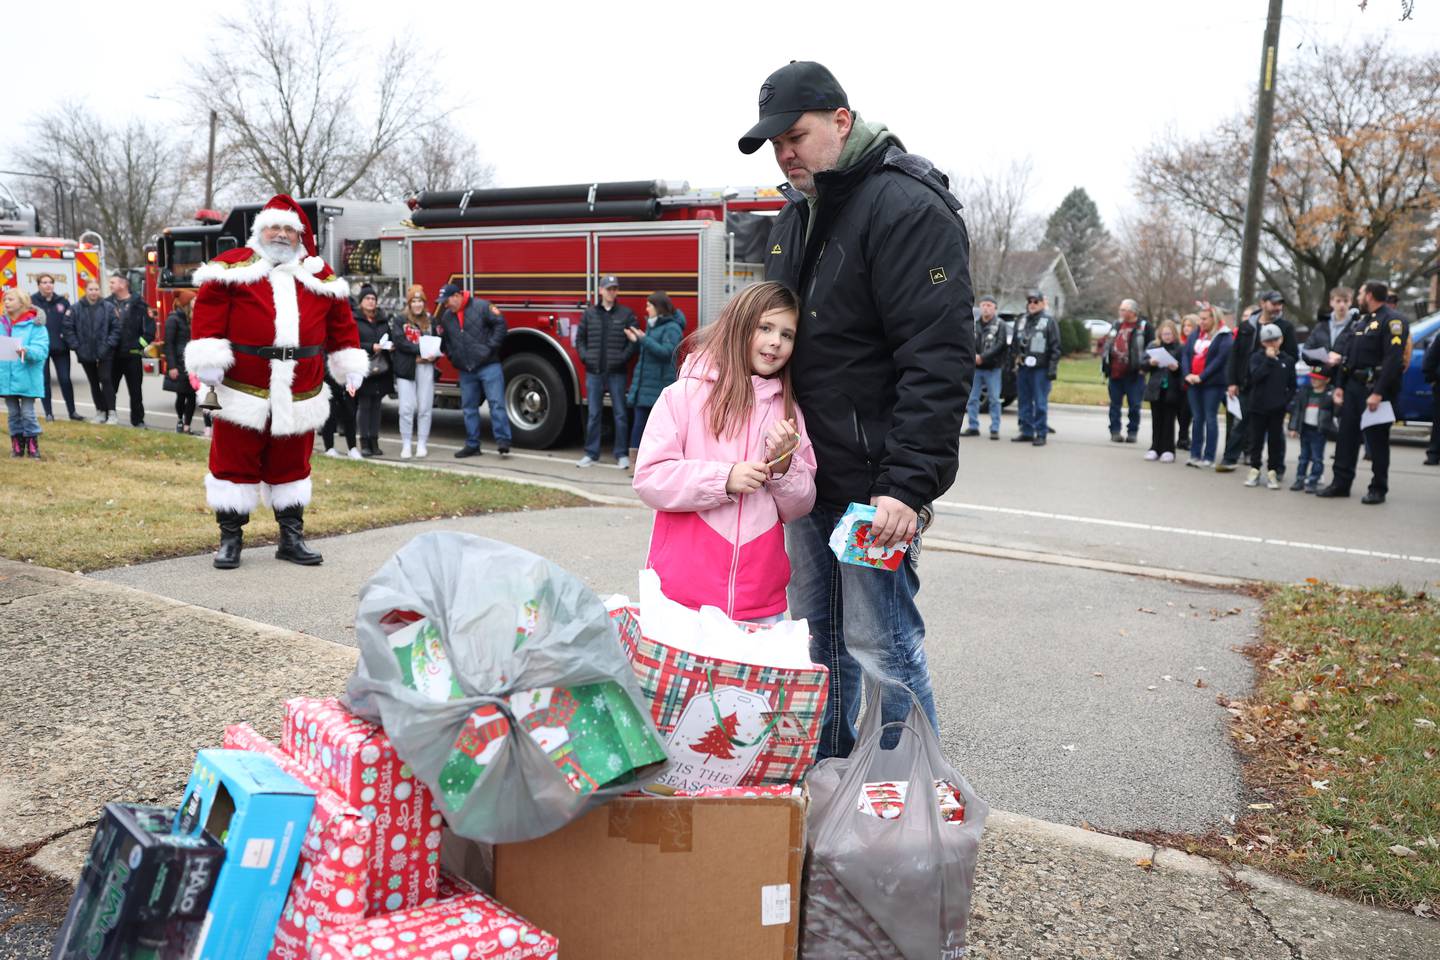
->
xmin=1015 ymin=365 xmax=1051 ymax=437
xmin=458 ymin=362 xmax=512 ymax=449
xmin=786 ymin=505 xmax=939 ymax=760
xmin=1108 ymin=374 xmax=1144 ymax=436
xmin=1297 ymin=425 xmax=1326 ymax=485
xmin=584 ymin=370 xmax=629 ymax=460
xmin=5 ymin=397 xmax=40 ymax=437
xmin=1188 ymin=384 xmax=1224 ymax=462
xmin=966 ymin=367 xmax=1003 ymax=434
xmin=628 ymin=403 xmax=652 ymax=449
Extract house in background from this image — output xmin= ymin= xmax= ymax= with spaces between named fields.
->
xmin=989 ymin=250 xmax=1079 ymax=318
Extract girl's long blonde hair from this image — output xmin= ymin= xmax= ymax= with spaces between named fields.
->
xmin=682 ymin=281 xmax=798 ymax=439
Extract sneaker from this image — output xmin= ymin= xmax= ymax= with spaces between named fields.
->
xmin=454 ymin=446 xmax=481 ymax=459
xmin=1185 ymin=458 xmax=1200 ymax=468
xmin=202 ymin=425 xmax=212 ymax=438
xmin=1289 ymin=476 xmax=1306 ymax=491
xmin=1266 ymin=470 xmax=1280 ymax=490
xmin=576 ymin=455 xmax=597 ymax=468
xmin=1110 ymin=433 xmax=1123 ymax=443
xmin=1305 ymin=484 xmax=1319 ymax=494
xmin=1159 ymin=452 xmax=1175 ymax=463
xmin=1011 ymin=435 xmax=1035 ymax=443
xmin=68 ymin=412 xmax=85 ymax=421
xmin=616 ymin=455 xmax=630 ymax=470
xmin=400 ymin=442 xmax=412 ymax=459
xmin=961 ymin=428 xmax=980 ymax=437
xmin=1244 ymin=467 xmax=1261 ymax=487
xmin=348 ymin=447 xmax=363 ymax=460
xmin=107 ymin=416 xmax=122 ymax=426
xmin=1144 ymin=450 xmax=1159 ymax=461
xmin=1199 ymin=459 xmax=1214 ymax=468
xmin=175 ymin=423 xmax=185 ymax=434
xmin=323 ymin=447 xmax=340 ymax=458
xmin=498 ymin=447 xmax=512 ymax=458
xmin=989 ymin=432 xmax=999 ymax=441
xmin=415 ymin=443 xmax=427 ymax=458
xmin=1125 ymin=434 xmax=1138 ymax=444
xmin=89 ymin=412 xmax=108 ymax=425
xmin=1215 ymin=461 xmax=1236 ymax=473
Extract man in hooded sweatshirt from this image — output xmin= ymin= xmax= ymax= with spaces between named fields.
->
xmin=742 ymin=60 xmax=974 ymax=759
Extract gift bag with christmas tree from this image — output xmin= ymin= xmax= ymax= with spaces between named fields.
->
xmin=345 ymin=533 xmax=669 ymax=844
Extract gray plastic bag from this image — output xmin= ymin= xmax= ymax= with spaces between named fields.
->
xmin=345 ymin=532 xmax=670 ymax=843
xmin=802 ymin=681 xmax=989 ymax=959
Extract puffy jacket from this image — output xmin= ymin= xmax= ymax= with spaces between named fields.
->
xmin=626 ymin=312 xmax=685 ymax=408
xmin=162 ymin=308 xmax=194 ymax=394
xmin=32 ymin=293 xmax=72 ymax=350
xmin=0 ymin=310 xmax=51 ymax=398
xmin=107 ymin=293 xmax=154 ymax=356
xmin=67 ymin=298 xmax=121 ymax=362
xmin=1181 ymin=326 xmax=1232 ymax=388
xmin=1228 ymin=311 xmax=1298 ymax=390
xmin=1142 ymin=338 xmax=1184 ymax=404
xmin=436 ymin=294 xmax=506 ymax=372
xmin=389 ymin=314 xmax=437 ymax=381
xmin=1101 ymin=318 xmax=1153 ymax=379
xmin=576 ymin=301 xmax=638 ymax=374
xmin=633 ymin=355 xmax=817 ymax=621
xmin=1012 ymin=310 xmax=1062 ymax=377
xmin=973 ymin=316 xmax=1009 ymax=370
xmin=764 ymin=142 xmax=973 ymax=511
xmin=1248 ymin=349 xmax=1297 ymax=414
xmin=354 ymin=307 xmax=394 ymax=392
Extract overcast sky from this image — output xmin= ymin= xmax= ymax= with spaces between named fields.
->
xmin=18 ymin=0 xmax=1438 ymax=230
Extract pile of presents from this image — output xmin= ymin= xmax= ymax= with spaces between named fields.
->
xmin=52 ymin=532 xmax=986 ymax=960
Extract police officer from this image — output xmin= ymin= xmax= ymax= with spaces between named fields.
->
xmin=1317 ymin=280 xmax=1409 ymax=505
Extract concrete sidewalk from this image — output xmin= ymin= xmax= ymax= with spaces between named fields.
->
xmin=2 ymin=559 xmax=1434 ymax=957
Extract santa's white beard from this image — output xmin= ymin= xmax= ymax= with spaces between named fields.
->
xmin=258 ymin=240 xmax=301 ymax=264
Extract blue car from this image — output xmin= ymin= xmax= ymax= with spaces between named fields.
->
xmin=1397 ymin=310 xmax=1439 ymax=424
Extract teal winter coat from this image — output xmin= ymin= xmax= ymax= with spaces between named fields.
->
xmin=0 ymin=310 xmax=50 ymax=398
xmin=626 ymin=312 xmax=685 ymax=408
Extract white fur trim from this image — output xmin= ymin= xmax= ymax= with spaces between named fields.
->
xmin=205 ymin=473 xmax=260 ymax=514
xmin=268 ymin=268 xmax=301 ymax=347
xmin=328 ymin=347 xmax=370 ymax=382
xmin=212 ymin=384 xmax=272 ymax=432
xmin=248 ymin=207 xmax=306 ymax=250
xmin=261 ymin=477 xmax=312 ymax=510
xmin=303 ymin=255 xmax=325 ymax=274
xmin=293 ymin=264 xmax=351 ymax=300
xmin=209 ymin=378 xmax=331 ymax=437
xmin=183 ymin=337 xmax=234 ymax=373
xmin=193 ymin=252 xmax=272 ymax=287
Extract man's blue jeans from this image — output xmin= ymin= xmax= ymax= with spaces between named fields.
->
xmin=1015 ymin=365 xmax=1051 ymax=437
xmin=585 ymin=370 xmax=629 ymax=460
xmin=787 ymin=505 xmax=939 ymax=760
xmin=1108 ymin=374 xmax=1144 ymax=437
xmin=966 ymin=367 xmax=1003 ymax=434
xmin=458 ymin=362 xmax=512 ymax=449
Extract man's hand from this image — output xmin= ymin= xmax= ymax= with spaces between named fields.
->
xmin=1332 ymin=388 xmax=1344 ymax=407
xmin=196 ymin=366 xmax=224 ymax=387
xmin=1327 ymin=351 xmax=1342 ymax=368
xmin=624 ymin=326 xmax=645 ymax=341
xmin=345 ymin=371 xmax=363 ymax=397
xmin=1366 ymin=392 xmax=1382 ymax=412
xmin=167 ymin=368 xmax=179 ymax=380
xmin=726 ymin=461 xmax=768 ymax=496
xmin=1227 ymin=384 xmax=1239 ymax=399
xmin=868 ymin=495 xmax=917 ymax=549
xmin=1288 ymin=429 xmax=1298 ymax=439
xmin=975 ymin=353 xmax=982 ymax=366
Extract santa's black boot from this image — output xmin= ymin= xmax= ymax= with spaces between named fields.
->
xmin=214 ymin=511 xmax=249 ymax=569
xmin=274 ymin=505 xmax=323 ymax=565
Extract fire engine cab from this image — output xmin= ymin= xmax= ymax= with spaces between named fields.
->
xmin=0 ymin=235 xmax=103 ymax=302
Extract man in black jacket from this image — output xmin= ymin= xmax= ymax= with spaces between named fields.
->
xmin=435 ymin=283 xmax=511 ymax=458
xmin=963 ymin=295 xmax=1007 ymax=439
xmin=575 ymin=275 xmax=637 ymax=468
xmin=1218 ymin=290 xmax=1297 ymax=471
xmin=105 ymin=272 xmax=154 ymax=427
xmin=742 ymin=60 xmax=973 ymax=759
xmin=67 ymin=284 xmax=121 ymax=423
xmin=32 ymin=273 xmax=81 ymax=421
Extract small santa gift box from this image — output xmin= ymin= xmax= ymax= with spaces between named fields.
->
xmin=828 ymin=502 xmax=922 ymax=571
xmin=307 ymin=892 xmax=558 ymax=960
xmin=857 ymin=779 xmax=966 ymax=822
xmin=282 ymin=697 xmax=442 ymax=914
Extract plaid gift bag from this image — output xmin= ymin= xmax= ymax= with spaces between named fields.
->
xmin=610 ymin=605 xmax=828 ymax=788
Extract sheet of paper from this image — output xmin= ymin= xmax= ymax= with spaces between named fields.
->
xmin=1146 ymin=347 xmax=1178 ymax=369
xmin=0 ymin=336 xmax=19 ymax=361
xmin=1226 ymin=394 xmax=1243 ymax=420
xmin=1301 ymin=347 xmax=1332 ymax=364
xmin=418 ymin=334 xmax=443 ymax=359
xmin=1360 ymin=400 xmax=1395 ymax=430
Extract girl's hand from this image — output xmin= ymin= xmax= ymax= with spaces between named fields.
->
xmin=764 ymin=418 xmax=799 ymax=461
xmin=1185 ymin=373 xmax=1201 ymax=385
xmin=726 ymin=461 xmax=768 ymax=496
xmin=15 ymin=345 xmax=25 ymax=361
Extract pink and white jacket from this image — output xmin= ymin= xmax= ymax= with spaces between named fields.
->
xmin=633 ymin=356 xmax=817 ymax=621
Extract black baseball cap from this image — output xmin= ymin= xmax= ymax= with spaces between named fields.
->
xmin=738 ymin=61 xmax=849 ymax=155
xmin=600 ymin=275 xmax=620 ymax=289
xmin=436 ymin=283 xmax=462 ymax=302
xmin=1259 ymin=290 xmax=1285 ymax=304
xmin=978 ymin=294 xmax=997 ymax=305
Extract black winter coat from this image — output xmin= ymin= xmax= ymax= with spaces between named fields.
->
xmin=764 ymin=142 xmax=974 ymax=511
xmin=107 ymin=293 xmax=154 ymax=356
xmin=67 ymin=298 xmax=120 ymax=362
xmin=162 ymin=309 xmax=195 ymax=394
xmin=354 ymin=308 xmax=394 ymax=395
xmin=1424 ymin=328 xmax=1440 ymax=385
xmin=576 ymin=302 xmax=638 ymax=374
xmin=1143 ymin=339 xmax=1184 ymax=404
xmin=1302 ymin=310 xmax=1356 ymax=378
xmin=388 ymin=314 xmax=437 ymax=381
xmin=974 ymin=316 xmax=1008 ymax=370
xmin=437 ymin=296 xmax=506 ymax=372
xmin=32 ymin=293 xmax=72 ymax=350
xmin=1247 ymin=349 xmax=1297 ymax=414
xmin=1228 ymin=312 xmax=1298 ymax=390
xmin=1101 ymin=319 xmax=1154 ymax=379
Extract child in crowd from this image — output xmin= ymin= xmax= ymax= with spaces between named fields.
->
xmin=2 ymin=288 xmax=50 ymax=459
xmin=633 ymin=282 xmax=816 ymax=623
xmin=1244 ymin=323 xmax=1296 ymax=489
xmin=1288 ymin=368 xmax=1334 ymax=493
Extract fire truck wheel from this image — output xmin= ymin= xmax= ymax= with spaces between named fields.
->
xmin=502 ymin=352 xmax=570 ymax=449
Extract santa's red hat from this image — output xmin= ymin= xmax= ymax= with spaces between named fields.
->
xmin=248 ymin=194 xmax=319 ymax=263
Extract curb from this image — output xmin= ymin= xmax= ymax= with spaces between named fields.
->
xmin=337 ymin=453 xmax=639 ymax=507
xmin=985 ymin=809 xmax=1226 ymax=880
xmin=922 ymin=537 xmax=1251 ymax=589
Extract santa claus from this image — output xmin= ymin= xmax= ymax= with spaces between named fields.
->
xmin=184 ymin=194 xmax=369 ymax=569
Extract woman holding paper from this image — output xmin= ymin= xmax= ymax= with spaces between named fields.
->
xmin=1181 ymin=308 xmax=1232 ymax=468
xmin=1143 ymin=320 xmax=1185 ymax=462
xmin=1 ymin=288 xmax=50 ymax=459
xmin=390 ymin=284 xmax=439 ymax=458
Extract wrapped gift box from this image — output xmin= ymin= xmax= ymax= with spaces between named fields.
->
xmin=827 ymin=502 xmax=917 ymax=571
xmin=307 ymin=892 xmax=557 ymax=960
xmin=282 ymin=697 xmax=442 ymax=914
xmin=856 ymin=779 xmax=966 ymax=823
xmin=224 ymin=724 xmax=373 ymax=958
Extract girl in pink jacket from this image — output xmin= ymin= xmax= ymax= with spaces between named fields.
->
xmin=633 ymin=282 xmax=817 ymax=622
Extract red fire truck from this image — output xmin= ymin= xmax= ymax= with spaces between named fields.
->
xmin=1 ymin=235 xmax=104 ymax=302
xmin=147 ymin=180 xmax=785 ymax=447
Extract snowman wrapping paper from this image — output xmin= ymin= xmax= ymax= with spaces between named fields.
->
xmin=307 ymin=891 xmax=558 ymax=960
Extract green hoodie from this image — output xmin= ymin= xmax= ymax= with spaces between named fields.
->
xmin=805 ymin=112 xmax=897 ymax=240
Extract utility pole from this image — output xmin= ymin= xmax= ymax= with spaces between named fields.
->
xmin=204 ymin=110 xmax=219 ymax=210
xmin=1237 ymin=0 xmax=1284 ymax=309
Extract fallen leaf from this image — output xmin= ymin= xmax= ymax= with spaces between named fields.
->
xmin=1061 ymin=744 xmax=1076 ymax=752
xmin=1134 ymin=858 xmax=1153 ymax=871
xmin=1249 ymin=803 xmax=1275 ymax=811
xmin=1415 ymin=718 xmax=1436 ymax=729
xmin=1092 ymin=672 xmax=1105 ymax=678
xmin=1305 ymin=577 xmax=1319 ymax=585
xmin=1195 ymin=678 xmax=1209 ymax=689
xmin=1138 ymin=607 xmax=1157 ymax=615
xmin=1310 ymin=780 xmax=1330 ymax=791
xmin=1292 ymin=693 xmax=1313 ymax=712
xmin=1147 ymin=685 xmax=1157 ymax=691
xmin=1389 ymin=844 xmax=1418 ymax=858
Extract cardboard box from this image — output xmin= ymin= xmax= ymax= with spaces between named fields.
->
xmin=175 ymin=749 xmax=316 ymax=960
xmin=489 ymin=792 xmax=806 ymax=959
xmin=51 ymin=802 xmax=225 ymax=960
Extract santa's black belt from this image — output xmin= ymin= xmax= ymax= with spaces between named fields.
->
xmin=232 ymin=344 xmax=322 ymax=361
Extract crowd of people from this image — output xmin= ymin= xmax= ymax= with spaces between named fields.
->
xmin=966 ymin=282 xmax=1432 ymax=505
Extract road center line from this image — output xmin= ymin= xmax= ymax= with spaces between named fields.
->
xmin=934 ymin=500 xmax=1440 ymax=566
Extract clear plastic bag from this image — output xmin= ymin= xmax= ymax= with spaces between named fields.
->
xmin=802 ymin=681 xmax=989 ymax=959
xmin=345 ymin=532 xmax=670 ymax=843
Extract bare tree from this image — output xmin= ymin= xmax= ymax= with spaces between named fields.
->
xmin=10 ymin=104 xmax=195 ymax=266
xmin=952 ymin=158 xmax=1045 ymax=299
xmin=188 ymin=0 xmax=462 ymax=199
xmin=1108 ymin=202 xmax=1232 ymax=322
xmin=357 ymin=126 xmax=496 ymax=202
xmin=1138 ymin=38 xmax=1440 ymax=320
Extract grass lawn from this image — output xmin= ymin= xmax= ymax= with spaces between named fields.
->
xmin=1050 ymin=354 xmax=1109 ymax=406
xmin=1 ymin=420 xmax=584 ymax=572
xmin=1134 ymin=584 xmax=1440 ymax=913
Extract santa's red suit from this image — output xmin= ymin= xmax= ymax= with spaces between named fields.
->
xmin=185 ymin=195 xmax=368 ymax=567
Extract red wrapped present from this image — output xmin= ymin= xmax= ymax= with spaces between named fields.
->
xmin=223 ymin=724 xmax=372 ymax=960
xmin=307 ymin=892 xmax=558 ymax=960
xmin=282 ymin=698 xmax=442 ymax=914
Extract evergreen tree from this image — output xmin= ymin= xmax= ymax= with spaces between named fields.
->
xmin=1044 ymin=188 xmax=1110 ymax=316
